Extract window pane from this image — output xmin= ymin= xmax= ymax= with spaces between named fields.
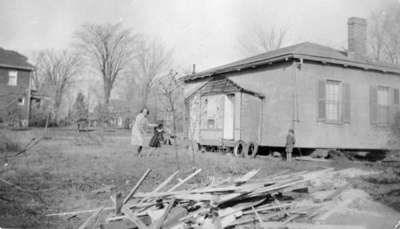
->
xmin=325 ymin=81 xmax=341 ymax=121
xmin=377 ymin=87 xmax=389 ymax=124
xmin=377 ymin=88 xmax=389 ymax=106
xmin=326 ymin=81 xmax=340 ymax=101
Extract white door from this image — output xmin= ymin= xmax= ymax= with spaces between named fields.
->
xmin=223 ymin=95 xmax=234 ymax=139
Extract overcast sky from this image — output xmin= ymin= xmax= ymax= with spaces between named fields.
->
xmin=0 ymin=0 xmax=396 ymax=71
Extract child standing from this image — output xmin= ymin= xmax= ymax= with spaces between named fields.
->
xmin=285 ymin=129 xmax=295 ymax=162
xmin=147 ymin=123 xmax=165 ymax=156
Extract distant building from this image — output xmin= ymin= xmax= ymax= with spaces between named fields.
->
xmin=108 ymin=99 xmax=131 ymax=128
xmin=0 ymin=47 xmax=37 ymax=128
xmin=184 ymin=17 xmax=400 ymax=156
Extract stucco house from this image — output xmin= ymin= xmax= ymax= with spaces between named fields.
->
xmin=183 ymin=17 xmax=400 ymax=157
xmin=0 ymin=47 xmax=36 ymax=128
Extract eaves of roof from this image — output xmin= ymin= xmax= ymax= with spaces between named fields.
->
xmin=183 ymin=42 xmax=400 ymax=82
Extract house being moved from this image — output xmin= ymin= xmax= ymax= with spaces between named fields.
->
xmin=0 ymin=47 xmax=36 ymax=128
xmin=183 ymin=17 xmax=400 ymax=157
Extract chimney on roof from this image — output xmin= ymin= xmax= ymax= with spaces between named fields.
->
xmin=347 ymin=17 xmax=367 ymax=58
xmin=192 ymin=64 xmax=196 ymax=74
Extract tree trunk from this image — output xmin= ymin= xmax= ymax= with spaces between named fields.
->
xmin=172 ymin=111 xmax=177 ymax=136
xmin=104 ymin=84 xmax=111 ymax=107
xmin=141 ymin=88 xmax=149 ymax=108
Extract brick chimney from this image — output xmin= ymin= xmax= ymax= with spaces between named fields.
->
xmin=347 ymin=17 xmax=367 ymax=58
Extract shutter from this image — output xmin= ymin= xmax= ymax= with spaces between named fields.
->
xmin=317 ymin=80 xmax=326 ymax=121
xmin=394 ymin=88 xmax=399 ymax=105
xmin=390 ymin=88 xmax=400 ymax=124
xmin=370 ymin=86 xmax=378 ymax=125
xmin=394 ymin=88 xmax=400 ymax=124
xmin=342 ymin=83 xmax=351 ymax=123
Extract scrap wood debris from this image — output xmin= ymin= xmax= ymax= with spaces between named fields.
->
xmin=47 ymin=168 xmax=367 ymax=229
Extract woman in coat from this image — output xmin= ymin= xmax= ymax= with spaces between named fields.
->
xmin=131 ymin=108 xmax=156 ymax=155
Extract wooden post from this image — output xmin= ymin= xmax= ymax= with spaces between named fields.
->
xmin=123 ymin=169 xmax=152 ymax=204
xmin=115 ymin=192 xmax=123 ymax=215
xmin=167 ymin=168 xmax=201 ymax=192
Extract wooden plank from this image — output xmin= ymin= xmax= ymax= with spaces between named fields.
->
xmin=123 ymin=209 xmax=149 ymax=229
xmin=234 ymin=169 xmax=260 ymax=185
xmin=174 ymin=193 xmax=218 ymax=201
xmin=115 ymin=192 xmax=123 ymax=215
xmin=295 ymin=156 xmax=331 ymax=162
xmin=150 ymin=199 xmax=176 ymax=229
xmin=152 ymin=171 xmax=179 ymax=193
xmin=167 ymin=168 xmax=202 ymax=192
xmin=242 ymin=203 xmax=292 ymax=215
xmin=252 ymin=206 xmax=264 ymax=224
xmin=78 ymin=207 xmax=103 ymax=229
xmin=257 ymin=222 xmax=366 ymax=229
xmin=46 ymin=207 xmax=114 ymax=216
xmin=123 ymin=169 xmax=152 ymax=204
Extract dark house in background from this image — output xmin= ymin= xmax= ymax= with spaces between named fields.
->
xmin=184 ymin=17 xmax=400 ymax=156
xmin=0 ymin=47 xmax=37 ymax=128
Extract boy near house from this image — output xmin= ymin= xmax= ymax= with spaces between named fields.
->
xmin=285 ymin=129 xmax=295 ymax=162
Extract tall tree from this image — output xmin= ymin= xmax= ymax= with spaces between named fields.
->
xmin=34 ymin=50 xmax=81 ymax=123
xmin=156 ymin=70 xmax=184 ymax=135
xmin=74 ymin=23 xmax=138 ymax=108
xmin=368 ymin=3 xmax=400 ymax=64
xmin=72 ymin=92 xmax=88 ymax=121
xmin=133 ymin=38 xmax=172 ymax=108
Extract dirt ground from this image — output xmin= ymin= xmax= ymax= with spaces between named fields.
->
xmin=0 ymin=128 xmax=399 ymax=229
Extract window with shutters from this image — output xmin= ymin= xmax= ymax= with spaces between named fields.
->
xmin=370 ymin=86 xmax=400 ymax=126
xmin=318 ymin=80 xmax=350 ymax=124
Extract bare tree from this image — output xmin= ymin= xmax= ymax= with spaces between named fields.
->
xmin=133 ymin=38 xmax=172 ymax=108
xmin=74 ymin=23 xmax=138 ymax=108
xmin=34 ymin=50 xmax=81 ymax=123
xmin=155 ymin=70 xmax=183 ymax=135
xmin=368 ymin=4 xmax=400 ymax=64
xmin=238 ymin=24 xmax=289 ymax=56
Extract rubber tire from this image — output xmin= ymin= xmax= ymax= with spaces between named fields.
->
xmin=245 ymin=142 xmax=259 ymax=158
xmin=233 ymin=140 xmax=247 ymax=157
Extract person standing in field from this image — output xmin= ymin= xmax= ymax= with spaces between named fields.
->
xmin=147 ymin=123 xmax=165 ymax=157
xmin=285 ymin=129 xmax=295 ymax=162
xmin=131 ymin=108 xmax=157 ymax=156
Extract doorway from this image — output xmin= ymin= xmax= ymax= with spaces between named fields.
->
xmin=223 ymin=94 xmax=234 ymax=139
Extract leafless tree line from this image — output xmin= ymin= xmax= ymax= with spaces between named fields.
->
xmin=368 ymin=3 xmax=400 ymax=64
xmin=32 ymin=23 xmax=176 ymax=125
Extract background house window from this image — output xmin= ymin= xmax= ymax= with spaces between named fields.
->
xmin=8 ymin=71 xmax=18 ymax=86
xmin=318 ymin=80 xmax=350 ymax=123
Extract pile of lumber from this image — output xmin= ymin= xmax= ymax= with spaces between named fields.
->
xmin=49 ymin=168 xmax=366 ymax=229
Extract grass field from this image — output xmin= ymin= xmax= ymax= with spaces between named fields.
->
xmin=0 ymin=128 xmax=399 ymax=229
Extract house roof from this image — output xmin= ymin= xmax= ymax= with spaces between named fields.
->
xmin=187 ymin=77 xmax=264 ymax=99
xmin=0 ymin=47 xmax=34 ymax=71
xmin=184 ymin=42 xmax=400 ymax=82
